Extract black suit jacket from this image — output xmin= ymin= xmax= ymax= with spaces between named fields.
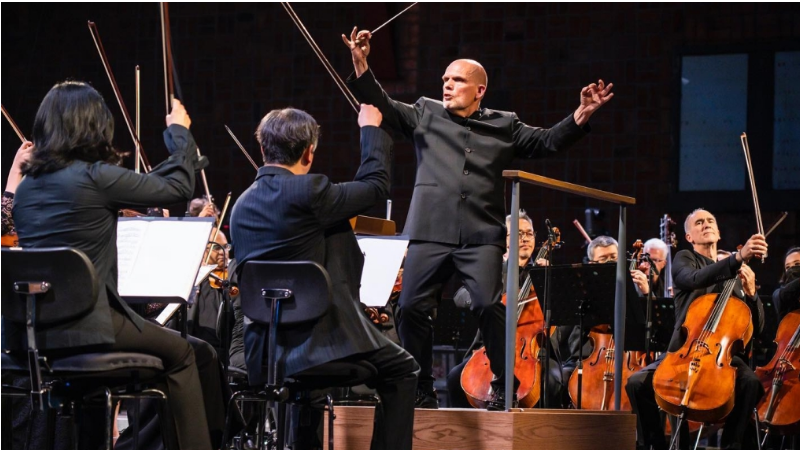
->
xmin=229 ymin=126 xmax=395 ymax=383
xmin=3 ymin=125 xmax=198 ymax=351
xmin=348 ymin=69 xmax=588 ymax=246
xmin=668 ymin=249 xmax=764 ymax=352
xmin=773 ymin=277 xmax=799 ymax=320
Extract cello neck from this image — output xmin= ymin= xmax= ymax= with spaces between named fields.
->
xmin=704 ymin=278 xmax=737 ymax=333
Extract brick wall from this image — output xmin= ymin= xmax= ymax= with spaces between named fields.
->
xmin=2 ymin=3 xmax=798 ymax=291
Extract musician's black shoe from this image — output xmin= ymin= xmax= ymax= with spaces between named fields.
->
xmin=414 ymin=389 xmax=439 ymax=409
xmin=486 ymin=389 xmax=517 ymax=411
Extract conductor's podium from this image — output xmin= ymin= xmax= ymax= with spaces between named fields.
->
xmin=324 ymin=406 xmax=636 ymax=450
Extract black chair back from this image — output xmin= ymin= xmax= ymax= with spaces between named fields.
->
xmin=2 ymin=247 xmax=100 ymax=325
xmin=239 ymin=261 xmax=332 ymax=326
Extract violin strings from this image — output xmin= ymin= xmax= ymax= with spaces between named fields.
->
xmin=281 ymin=2 xmax=359 ymax=113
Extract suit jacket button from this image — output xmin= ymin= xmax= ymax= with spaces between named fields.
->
xmin=463 ymin=169 xmax=469 ymax=175
xmin=461 ymin=193 xmax=466 ymax=199
xmin=465 ymin=148 xmax=472 ymax=153
xmin=466 ymin=127 xmax=471 ymax=131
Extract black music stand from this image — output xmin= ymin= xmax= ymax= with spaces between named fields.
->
xmin=529 ymin=263 xmax=617 ymax=409
xmin=624 ymin=295 xmax=675 ymax=353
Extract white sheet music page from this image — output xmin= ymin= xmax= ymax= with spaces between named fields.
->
xmin=356 ymin=236 xmax=409 ymax=307
xmin=117 ymin=218 xmax=214 ymax=300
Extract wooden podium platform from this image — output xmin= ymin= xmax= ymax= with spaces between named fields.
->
xmin=324 ymin=406 xmax=636 ymax=450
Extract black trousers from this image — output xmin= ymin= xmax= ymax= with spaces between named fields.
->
xmin=397 ymin=241 xmax=505 ymax=392
xmin=104 ymin=307 xmax=220 ymax=450
xmin=446 ymin=354 xmax=563 ymax=408
xmin=115 ymin=327 xmax=230 ymax=450
xmin=626 ymin=355 xmax=764 ymax=450
xmin=288 ymin=341 xmax=419 ymax=450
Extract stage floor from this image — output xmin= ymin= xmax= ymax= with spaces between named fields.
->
xmin=324 ymin=406 xmax=636 ymax=450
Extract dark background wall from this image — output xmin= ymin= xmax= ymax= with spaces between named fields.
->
xmin=2 ymin=3 xmax=798 ymax=294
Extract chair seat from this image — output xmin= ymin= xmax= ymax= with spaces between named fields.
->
xmin=2 ymin=351 xmax=164 ymax=376
xmin=285 ymin=361 xmax=378 ymax=391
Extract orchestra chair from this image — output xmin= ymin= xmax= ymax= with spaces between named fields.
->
xmin=1 ymin=247 xmax=168 ymax=450
xmin=226 ymin=260 xmax=378 ymax=450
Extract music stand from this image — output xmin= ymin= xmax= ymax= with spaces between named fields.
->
xmin=624 ymin=295 xmax=675 ymax=353
xmin=528 ymin=263 xmax=618 ymax=409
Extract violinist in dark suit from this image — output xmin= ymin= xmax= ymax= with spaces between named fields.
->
xmin=229 ymin=105 xmax=419 ymax=450
xmin=343 ymin=27 xmax=614 ymax=409
xmin=5 ymin=81 xmax=222 ymax=450
xmin=626 ymin=209 xmax=766 ymax=450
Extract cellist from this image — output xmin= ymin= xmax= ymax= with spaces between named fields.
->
xmin=446 ymin=210 xmax=563 ymax=409
xmin=626 ymin=208 xmax=766 ymax=450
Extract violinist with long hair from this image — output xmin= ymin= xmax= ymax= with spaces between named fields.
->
xmin=5 ymin=81 xmax=222 ymax=450
xmin=626 ymin=208 xmax=766 ymax=450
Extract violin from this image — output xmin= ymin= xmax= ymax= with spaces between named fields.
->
xmin=362 ymin=265 xmax=402 ymax=327
xmin=1 ymin=234 xmax=18 ymax=247
xmin=652 ymin=276 xmax=754 ymax=423
xmin=460 ymin=228 xmax=562 ymax=408
xmin=568 ymin=241 xmax=647 ymax=410
xmin=755 ymin=310 xmax=800 ymax=435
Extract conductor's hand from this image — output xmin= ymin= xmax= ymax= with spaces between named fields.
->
xmin=166 ymin=99 xmax=191 ymax=129
xmin=573 ymin=79 xmax=614 ymax=126
xmin=358 ymin=104 xmax=382 ymax=128
xmin=738 ymin=234 xmax=768 ymax=262
xmin=342 ymin=27 xmax=371 ymax=78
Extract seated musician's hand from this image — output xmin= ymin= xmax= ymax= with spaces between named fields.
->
xmin=535 ymin=258 xmax=549 ymax=267
xmin=739 ymin=234 xmax=767 ymax=262
xmin=738 ymin=263 xmax=757 ymax=297
xmin=358 ymin=104 xmax=382 ymax=128
xmin=166 ymin=99 xmax=191 ymax=129
xmin=631 ymin=270 xmax=649 ymax=295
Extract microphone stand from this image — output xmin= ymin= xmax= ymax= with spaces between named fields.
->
xmin=207 ymin=241 xmax=232 ymax=373
xmin=540 ymin=219 xmax=556 ymax=408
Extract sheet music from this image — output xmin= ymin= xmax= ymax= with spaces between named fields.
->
xmin=117 ymin=218 xmax=214 ymax=300
xmin=117 ymin=221 xmax=148 ymax=282
xmin=357 ymin=236 xmax=409 ymax=307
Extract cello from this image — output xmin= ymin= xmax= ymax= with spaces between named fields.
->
xmin=460 ymin=229 xmax=561 ymax=409
xmin=652 ymin=274 xmax=754 ymax=424
xmin=755 ymin=310 xmax=800 ymax=436
xmin=568 ymin=240 xmax=646 ymax=410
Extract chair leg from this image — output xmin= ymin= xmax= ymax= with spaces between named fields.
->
xmin=276 ymin=402 xmax=287 ymax=450
xmin=326 ymin=394 xmax=335 ymax=450
xmin=104 ymin=388 xmax=113 ymax=450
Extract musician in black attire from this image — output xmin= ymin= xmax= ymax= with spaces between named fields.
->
xmin=774 ymin=247 xmax=800 ymax=318
xmin=7 ymin=82 xmax=222 ymax=450
xmin=626 ymin=208 xmax=767 ymax=450
xmin=343 ymin=27 xmax=614 ymax=409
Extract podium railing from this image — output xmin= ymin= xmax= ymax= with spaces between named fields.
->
xmin=502 ymin=170 xmax=636 ymax=411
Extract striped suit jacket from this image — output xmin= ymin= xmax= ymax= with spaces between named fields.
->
xmin=229 ymin=126 xmax=394 ymax=383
